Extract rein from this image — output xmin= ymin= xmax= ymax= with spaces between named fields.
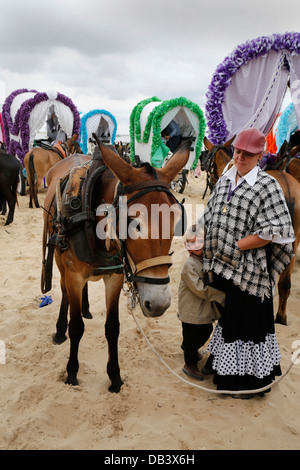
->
xmin=128 ymin=301 xmax=300 ymax=396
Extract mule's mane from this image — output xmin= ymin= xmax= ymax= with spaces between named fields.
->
xmin=139 ymin=161 xmax=158 ymax=178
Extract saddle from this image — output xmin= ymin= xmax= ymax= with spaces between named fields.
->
xmin=41 ymin=149 xmax=123 ymax=293
xmin=52 ymin=142 xmax=67 ymax=159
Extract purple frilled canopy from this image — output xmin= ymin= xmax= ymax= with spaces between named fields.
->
xmin=205 ymin=32 xmax=300 ymax=144
xmin=2 ymin=89 xmax=81 ymax=164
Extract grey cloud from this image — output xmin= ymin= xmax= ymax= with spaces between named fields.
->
xmin=0 ymin=0 xmax=299 ymax=134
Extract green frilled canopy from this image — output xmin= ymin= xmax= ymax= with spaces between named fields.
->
xmin=129 ymin=96 xmax=206 ymax=169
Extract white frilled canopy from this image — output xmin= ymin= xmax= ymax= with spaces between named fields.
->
xmin=2 ymin=89 xmax=80 ymax=165
xmin=129 ymin=96 xmax=206 ymax=169
xmin=79 ymin=109 xmax=117 ymax=154
xmin=205 ymin=32 xmax=300 ymax=145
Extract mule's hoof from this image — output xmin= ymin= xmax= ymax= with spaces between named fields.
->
xmin=53 ymin=334 xmax=67 ymax=345
xmin=65 ymin=374 xmax=79 ymax=386
xmin=83 ymin=311 xmax=93 ymax=319
xmin=108 ymin=380 xmax=124 ymax=394
xmin=275 ymin=315 xmax=287 ymax=326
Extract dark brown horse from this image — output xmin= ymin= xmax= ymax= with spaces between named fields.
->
xmin=114 ymin=141 xmax=130 ymax=162
xmin=265 ymin=141 xmax=300 ymax=183
xmin=200 ymin=137 xmax=300 ymax=325
xmin=200 ymin=136 xmax=234 ymax=198
xmin=24 ymin=134 xmax=82 ymax=209
xmin=41 ymin=138 xmax=190 ymax=392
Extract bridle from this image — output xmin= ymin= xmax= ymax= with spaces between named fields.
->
xmin=109 ymin=176 xmax=184 ymax=288
xmin=200 ymin=145 xmax=232 ymax=198
xmin=64 ymin=139 xmax=82 ymax=156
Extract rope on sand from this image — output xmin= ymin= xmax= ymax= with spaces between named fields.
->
xmin=128 ymin=302 xmax=300 ymax=396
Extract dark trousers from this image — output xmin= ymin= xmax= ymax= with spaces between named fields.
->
xmin=181 ymin=322 xmax=213 ymax=365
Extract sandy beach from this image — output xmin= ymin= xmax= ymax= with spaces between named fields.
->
xmin=0 ymin=171 xmax=299 ymax=451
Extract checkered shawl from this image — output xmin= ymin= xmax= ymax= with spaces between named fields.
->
xmin=202 ymin=170 xmax=295 ymax=300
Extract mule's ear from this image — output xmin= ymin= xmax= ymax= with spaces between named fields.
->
xmin=93 ymin=133 xmax=135 ymax=184
xmin=224 ymin=135 xmax=235 ymax=148
xmin=157 ymin=140 xmax=191 ymax=183
xmin=204 ymin=135 xmax=235 ymax=151
xmin=203 ymin=136 xmax=214 ymax=151
xmin=290 ymin=144 xmax=300 ymax=158
xmin=277 ymin=140 xmax=288 ymax=160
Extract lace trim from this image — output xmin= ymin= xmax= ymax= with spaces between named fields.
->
xmin=207 ymin=324 xmax=281 ymax=379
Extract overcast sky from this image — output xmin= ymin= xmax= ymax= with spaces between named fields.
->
xmin=0 ymin=0 xmax=299 ymax=134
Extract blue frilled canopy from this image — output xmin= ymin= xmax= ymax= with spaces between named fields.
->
xmin=276 ymin=102 xmax=298 ymax=149
xmin=80 ymin=109 xmax=117 ymax=154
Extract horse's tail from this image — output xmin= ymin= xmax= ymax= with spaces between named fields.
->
xmin=286 ymin=197 xmax=295 ymax=229
xmin=276 ymin=171 xmax=296 ymax=227
xmin=28 ymin=151 xmax=35 ymax=180
xmin=27 ymin=150 xmax=36 ymax=196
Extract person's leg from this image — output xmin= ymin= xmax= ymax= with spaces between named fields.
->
xmin=181 ymin=323 xmax=207 ymax=380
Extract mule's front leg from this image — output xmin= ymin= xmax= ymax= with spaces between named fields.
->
xmin=104 ymin=274 xmax=124 ymax=393
xmin=53 ymin=287 xmax=69 ymax=344
xmin=65 ymin=276 xmax=85 ymax=386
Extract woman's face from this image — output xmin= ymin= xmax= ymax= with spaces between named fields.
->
xmin=233 ymin=148 xmax=262 ymax=176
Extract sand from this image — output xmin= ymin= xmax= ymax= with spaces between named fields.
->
xmin=0 ymin=172 xmax=299 ymax=451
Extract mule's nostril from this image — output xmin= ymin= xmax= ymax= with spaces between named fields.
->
xmin=145 ymin=300 xmax=151 ymax=311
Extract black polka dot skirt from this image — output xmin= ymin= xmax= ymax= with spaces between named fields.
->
xmin=207 ymin=274 xmax=282 ymax=393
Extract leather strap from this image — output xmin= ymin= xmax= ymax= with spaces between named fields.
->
xmin=134 ymin=255 xmax=173 ymax=274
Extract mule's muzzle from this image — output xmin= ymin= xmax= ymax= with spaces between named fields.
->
xmin=137 ymin=282 xmax=172 ymax=317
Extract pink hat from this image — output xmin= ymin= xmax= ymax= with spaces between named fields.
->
xmin=234 ymin=128 xmax=265 ymax=154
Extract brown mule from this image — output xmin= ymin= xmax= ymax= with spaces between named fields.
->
xmin=267 ymin=141 xmax=300 ymax=183
xmin=24 ymin=134 xmax=82 ymax=208
xmin=42 ymin=138 xmax=191 ymax=392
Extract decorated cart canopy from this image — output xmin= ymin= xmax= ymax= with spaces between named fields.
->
xmin=129 ymin=96 xmax=206 ymax=169
xmin=2 ymin=88 xmax=80 ymax=165
xmin=266 ymin=113 xmax=281 ymax=154
xmin=275 ymin=101 xmax=299 ymax=150
xmin=0 ymin=112 xmax=4 ymax=143
xmin=79 ymin=109 xmax=117 ymax=154
xmin=205 ymin=32 xmax=300 ymax=145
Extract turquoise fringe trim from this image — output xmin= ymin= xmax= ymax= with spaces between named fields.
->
xmin=276 ymin=102 xmax=298 ymax=150
xmin=80 ymin=109 xmax=117 ymax=154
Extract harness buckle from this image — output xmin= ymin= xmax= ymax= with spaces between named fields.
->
xmin=123 ymin=280 xmax=139 ymax=311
